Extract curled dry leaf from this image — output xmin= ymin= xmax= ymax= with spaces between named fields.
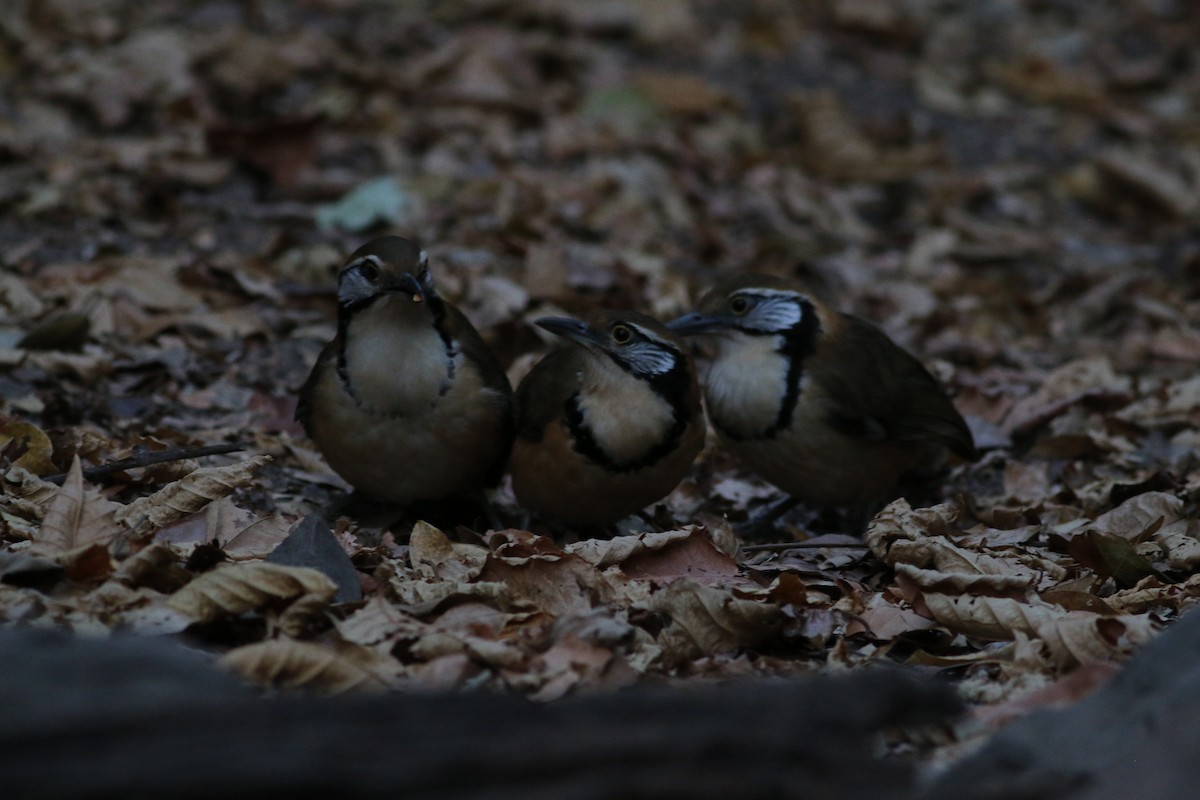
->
xmin=568 ymin=526 xmax=739 ymax=585
xmin=648 ymin=579 xmax=782 ymax=661
xmin=919 ymin=593 xmax=1065 ymax=642
xmin=889 ymin=535 xmax=1041 ymax=581
xmin=528 ymin=634 xmax=628 ymax=702
xmin=115 ymin=455 xmax=272 ymax=540
xmin=1001 ymin=356 xmax=1133 ymax=436
xmin=0 ymin=418 xmax=56 ymax=474
xmin=1036 ymin=612 xmax=1158 ymax=669
xmin=390 ymin=576 xmax=509 ymax=617
xmin=1089 ymin=491 xmax=1184 ymax=540
xmin=1154 ymin=520 xmax=1200 ymax=570
xmin=851 ymin=597 xmax=940 ymax=639
xmin=478 ymin=552 xmax=612 ymax=617
xmin=337 ymin=595 xmax=427 ymax=650
xmin=409 ymin=520 xmax=488 ymax=582
xmin=566 ymin=527 xmax=702 ymax=568
xmin=409 ymin=629 xmax=527 ymax=670
xmin=167 ymin=561 xmax=336 ymax=623
xmin=112 ymin=541 xmax=183 ymax=588
xmin=866 ymin=498 xmax=959 ymax=563
xmin=896 ymin=563 xmax=1035 ymax=598
xmin=1106 ymin=574 xmax=1200 ymax=614
xmin=29 ymin=456 xmax=121 ymax=557
xmin=1 ymin=466 xmax=60 ymax=517
xmin=221 ymin=639 xmax=402 ymax=694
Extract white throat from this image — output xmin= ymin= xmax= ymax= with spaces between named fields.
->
xmin=342 ymin=295 xmax=454 ymax=416
xmin=576 ymin=355 xmax=675 ymax=465
xmin=705 ymin=332 xmax=790 ymax=439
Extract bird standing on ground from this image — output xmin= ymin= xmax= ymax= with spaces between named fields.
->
xmin=668 ymin=274 xmax=975 ymax=520
xmin=510 ymin=311 xmax=705 ymax=529
xmin=297 ymin=236 xmax=514 ymax=507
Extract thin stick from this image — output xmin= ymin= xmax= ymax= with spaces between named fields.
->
xmin=740 ymin=541 xmax=869 ymax=553
xmin=43 ymin=442 xmax=249 ymax=485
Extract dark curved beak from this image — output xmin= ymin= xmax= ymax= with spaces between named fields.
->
xmin=534 ymin=316 xmax=603 ymax=348
xmin=666 ymin=311 xmax=726 ymax=336
xmin=392 ymin=273 xmax=425 ymax=303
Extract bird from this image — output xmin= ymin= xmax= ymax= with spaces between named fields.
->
xmin=667 ymin=273 xmax=976 ymax=523
xmin=510 ymin=310 xmax=705 ymax=529
xmin=296 ymin=236 xmax=514 ymax=509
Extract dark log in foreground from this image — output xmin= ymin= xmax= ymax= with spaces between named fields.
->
xmin=8 ymin=606 xmax=1200 ymax=800
xmin=1 ymin=629 xmax=956 ymax=800
xmin=925 ymin=607 xmax=1200 ymax=800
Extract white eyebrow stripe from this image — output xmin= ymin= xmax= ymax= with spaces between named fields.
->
xmin=623 ymin=339 xmax=677 ymax=375
xmin=743 ymin=291 xmax=803 ymax=331
xmin=628 ymin=323 xmax=674 ymax=349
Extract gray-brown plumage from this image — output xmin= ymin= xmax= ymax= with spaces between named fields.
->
xmin=510 ymin=311 xmax=704 ymax=528
xmin=668 ymin=274 xmax=975 ymax=513
xmin=296 ymin=236 xmax=513 ymax=505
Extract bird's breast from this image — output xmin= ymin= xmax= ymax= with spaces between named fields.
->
xmin=574 ymin=364 xmax=678 ymax=467
xmin=704 ymin=336 xmax=791 ymax=440
xmin=341 ymin=302 xmax=452 ymax=417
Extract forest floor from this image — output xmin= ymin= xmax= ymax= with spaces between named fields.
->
xmin=2 ymin=0 xmax=1199 ymax=768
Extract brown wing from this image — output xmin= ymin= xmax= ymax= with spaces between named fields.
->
xmin=443 ymin=304 xmax=516 ymax=484
xmin=445 ymin=305 xmax=515 ymax=402
xmin=515 ymin=347 xmax=583 ymax=443
xmin=815 ymin=313 xmax=976 ymax=460
xmin=294 ymin=340 xmax=338 ymax=436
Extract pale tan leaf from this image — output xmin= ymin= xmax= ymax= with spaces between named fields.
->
xmin=648 ymin=579 xmax=782 ymax=661
xmin=1 ymin=465 xmax=59 ymax=511
xmin=337 ymin=595 xmax=427 ymax=648
xmin=1002 ymin=356 xmax=1132 ymax=435
xmin=1107 ymin=574 xmax=1200 ymax=614
xmin=115 ymin=455 xmax=272 ymax=540
xmin=1153 ymin=519 xmax=1200 ymax=570
xmin=849 ymin=597 xmax=939 ymax=639
xmin=409 ymin=629 xmax=527 ymax=669
xmin=221 ymin=515 xmax=293 ymax=560
xmin=1091 ymin=491 xmax=1184 ymax=540
xmin=895 ymin=563 xmax=1034 ymax=596
xmin=921 ymin=593 xmax=1065 ymax=641
xmin=528 ymin=635 xmax=622 ymax=702
xmin=390 ymin=576 xmax=509 ymax=616
xmin=866 ymin=498 xmax=959 ymax=563
xmin=221 ymin=639 xmax=401 ymax=694
xmin=112 ymin=541 xmax=182 ymax=587
xmin=889 ymin=535 xmax=1040 ymax=581
xmin=167 ymin=561 xmax=336 ymax=623
xmin=0 ymin=418 xmax=56 ymax=474
xmin=569 ymin=526 xmax=738 ymax=585
xmin=409 ymin=520 xmax=488 ymax=581
xmin=1035 ymin=612 xmax=1158 ymax=669
xmin=566 ymin=527 xmax=699 ymax=567
xmin=479 ymin=551 xmax=611 ymax=616
xmin=31 ymin=456 xmax=121 ymax=556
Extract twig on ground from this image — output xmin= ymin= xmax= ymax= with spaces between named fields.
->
xmin=43 ymin=442 xmax=249 ymax=485
xmin=740 ymin=541 xmax=870 ymax=553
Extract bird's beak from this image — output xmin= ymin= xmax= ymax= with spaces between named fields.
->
xmin=666 ymin=311 xmax=726 ymax=336
xmin=534 ymin=317 xmax=604 ymax=349
xmin=393 ymin=273 xmax=425 ymax=303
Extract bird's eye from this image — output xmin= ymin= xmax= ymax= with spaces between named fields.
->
xmin=611 ymin=324 xmax=633 ymax=345
xmin=359 ymin=262 xmax=381 ymax=283
xmin=729 ymin=296 xmax=750 ymax=315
